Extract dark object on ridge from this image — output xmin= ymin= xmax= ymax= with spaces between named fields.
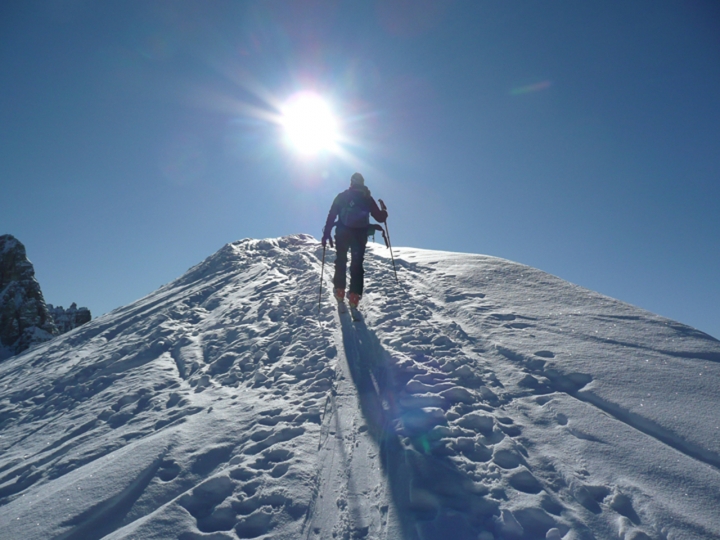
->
xmin=322 ymin=173 xmax=388 ymax=305
xmin=368 ymin=224 xmax=389 ymax=247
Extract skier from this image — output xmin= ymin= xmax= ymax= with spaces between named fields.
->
xmin=322 ymin=172 xmax=388 ymax=309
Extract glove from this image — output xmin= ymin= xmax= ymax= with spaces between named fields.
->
xmin=377 ymin=198 xmax=388 ymax=223
xmin=322 ymin=235 xmax=333 ymax=249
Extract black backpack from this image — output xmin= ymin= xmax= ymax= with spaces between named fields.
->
xmin=338 ymin=189 xmax=371 ymax=228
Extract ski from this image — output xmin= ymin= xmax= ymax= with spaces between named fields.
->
xmin=337 ymin=299 xmax=362 ymax=322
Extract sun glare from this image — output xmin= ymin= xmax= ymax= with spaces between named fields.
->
xmin=281 ymin=92 xmax=338 ymax=156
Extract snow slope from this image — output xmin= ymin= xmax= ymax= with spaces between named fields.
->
xmin=0 ymin=235 xmax=718 ymax=540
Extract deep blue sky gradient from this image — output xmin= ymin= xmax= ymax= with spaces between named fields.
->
xmin=2 ymin=1 xmax=719 ymax=338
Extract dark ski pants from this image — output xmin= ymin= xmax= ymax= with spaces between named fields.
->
xmin=333 ymin=226 xmax=368 ymax=296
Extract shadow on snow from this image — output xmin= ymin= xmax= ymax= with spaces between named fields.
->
xmin=338 ymin=313 xmax=500 ymax=540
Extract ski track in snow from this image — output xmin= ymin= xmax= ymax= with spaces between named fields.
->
xmin=0 ymin=234 xmax=719 ymax=540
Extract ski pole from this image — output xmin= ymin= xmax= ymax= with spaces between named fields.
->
xmin=318 ymin=244 xmax=326 ymax=312
xmin=378 ymin=199 xmax=399 ymax=284
xmin=384 ymin=222 xmax=398 ymax=284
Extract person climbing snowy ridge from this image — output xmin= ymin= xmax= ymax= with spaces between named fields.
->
xmin=0 ymin=235 xmax=718 ymax=539
xmin=322 ymin=172 xmax=388 ymax=310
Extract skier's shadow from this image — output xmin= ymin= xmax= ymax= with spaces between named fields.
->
xmin=338 ymin=314 xmax=499 ymax=540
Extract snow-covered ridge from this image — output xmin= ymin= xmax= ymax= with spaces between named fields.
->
xmin=0 ymin=234 xmax=718 ymax=540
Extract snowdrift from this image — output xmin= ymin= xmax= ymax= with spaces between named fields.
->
xmin=0 ymin=234 xmax=718 ymax=540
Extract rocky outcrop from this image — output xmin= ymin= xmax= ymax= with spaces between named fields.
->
xmin=0 ymin=235 xmax=93 ymax=360
xmin=1 ymin=235 xmax=58 ymax=358
xmin=47 ymin=303 xmax=92 ymax=334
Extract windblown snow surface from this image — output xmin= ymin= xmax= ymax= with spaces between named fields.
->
xmin=0 ymin=234 xmax=719 ymax=540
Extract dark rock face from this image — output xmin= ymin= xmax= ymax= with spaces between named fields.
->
xmin=47 ymin=303 xmax=92 ymax=334
xmin=1 ymin=235 xmax=58 ymax=358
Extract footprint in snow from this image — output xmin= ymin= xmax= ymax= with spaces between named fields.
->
xmin=158 ymin=459 xmax=181 ymax=481
xmin=191 ymin=444 xmax=235 ymax=475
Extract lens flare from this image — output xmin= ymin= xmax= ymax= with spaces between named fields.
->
xmin=281 ymin=92 xmax=338 ymax=156
xmin=510 ymin=80 xmax=552 ymax=96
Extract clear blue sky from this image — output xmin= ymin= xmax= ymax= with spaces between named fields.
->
xmin=2 ymin=1 xmax=719 ymax=339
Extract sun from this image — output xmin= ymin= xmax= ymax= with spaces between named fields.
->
xmin=280 ymin=92 xmax=339 ymax=156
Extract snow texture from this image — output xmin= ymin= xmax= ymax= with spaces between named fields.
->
xmin=0 ymin=234 xmax=719 ymax=540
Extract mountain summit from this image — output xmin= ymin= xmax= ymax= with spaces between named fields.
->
xmin=0 ymin=235 xmax=718 ymax=540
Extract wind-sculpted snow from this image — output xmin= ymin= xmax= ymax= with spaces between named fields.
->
xmin=0 ymin=235 xmax=331 ymax=539
xmin=0 ymin=234 xmax=719 ymax=539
